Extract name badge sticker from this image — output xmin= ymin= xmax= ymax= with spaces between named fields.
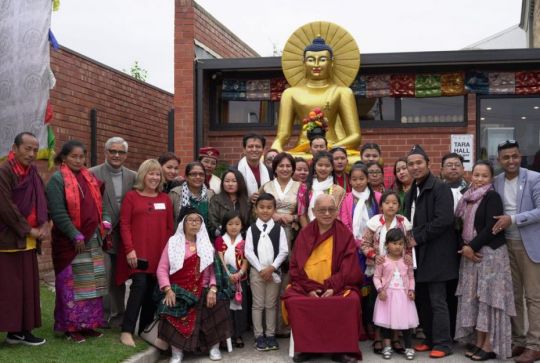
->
xmin=154 ymin=203 xmax=166 ymax=210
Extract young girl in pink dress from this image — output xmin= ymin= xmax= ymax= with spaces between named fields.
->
xmin=373 ymin=228 xmax=419 ymax=360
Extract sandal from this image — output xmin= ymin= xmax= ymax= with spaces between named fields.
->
xmin=471 ymin=349 xmax=496 ymax=361
xmin=234 ymin=337 xmax=244 ymax=348
xmin=465 ymin=345 xmax=481 ymax=358
xmin=391 ymin=340 xmax=405 ymax=354
xmin=372 ymin=340 xmax=383 ymax=354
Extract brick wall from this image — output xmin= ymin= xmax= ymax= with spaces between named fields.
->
xmin=206 ymin=95 xmax=478 ymax=176
xmin=35 ymin=46 xmax=173 ymax=272
xmin=174 ymin=0 xmax=258 ymax=163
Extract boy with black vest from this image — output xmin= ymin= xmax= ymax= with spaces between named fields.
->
xmin=245 ymin=193 xmax=288 ymax=352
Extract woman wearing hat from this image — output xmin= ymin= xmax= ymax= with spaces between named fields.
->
xmin=199 ymin=147 xmax=221 ymax=194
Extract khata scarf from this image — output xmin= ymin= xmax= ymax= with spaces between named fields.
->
xmin=272 ymin=178 xmax=294 ymax=202
xmin=168 ymin=214 xmax=214 ymax=275
xmin=351 ymin=188 xmax=370 ymax=240
xmin=308 ymin=176 xmax=334 ymax=221
xmin=455 ymin=183 xmax=493 ymax=243
xmin=237 ymin=156 xmax=270 ymax=197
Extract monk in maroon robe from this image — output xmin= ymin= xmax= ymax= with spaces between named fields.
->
xmin=283 ymin=194 xmax=364 ymax=363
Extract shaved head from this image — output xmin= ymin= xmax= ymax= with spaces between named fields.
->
xmin=314 ymin=193 xmax=335 ymax=209
xmin=313 ymin=194 xmax=337 ymax=230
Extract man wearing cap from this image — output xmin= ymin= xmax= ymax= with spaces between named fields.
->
xmin=493 ymin=140 xmax=540 ymax=363
xmin=199 ymin=146 xmax=221 ymax=194
xmin=403 ymin=145 xmax=459 ymax=358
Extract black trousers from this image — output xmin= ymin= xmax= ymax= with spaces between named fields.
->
xmin=121 ymin=273 xmax=157 ymax=335
xmin=380 ymin=327 xmax=413 ymax=348
xmin=416 ymin=281 xmax=453 ymax=353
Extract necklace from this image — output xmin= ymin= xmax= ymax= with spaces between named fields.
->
xmin=77 ymin=182 xmax=85 ymax=199
xmin=188 ymin=241 xmax=196 ymax=252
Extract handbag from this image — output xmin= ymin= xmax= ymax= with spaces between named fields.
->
xmin=234 ymin=281 xmax=243 ymax=304
xmin=140 ymin=317 xmax=169 ymax=350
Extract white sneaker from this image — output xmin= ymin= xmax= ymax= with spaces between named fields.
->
xmin=209 ymin=343 xmax=222 ymax=361
xmin=169 ymin=347 xmax=183 ymax=363
xmin=405 ymin=348 xmax=415 ymax=360
xmin=382 ymin=346 xmax=393 ymax=360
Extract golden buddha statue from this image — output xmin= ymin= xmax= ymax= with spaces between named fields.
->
xmin=271 ymin=22 xmax=362 ymax=157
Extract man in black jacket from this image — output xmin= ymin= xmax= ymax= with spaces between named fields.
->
xmin=404 ymin=145 xmax=459 ymax=358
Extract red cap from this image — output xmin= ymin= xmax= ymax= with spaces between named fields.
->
xmin=199 ymin=146 xmax=220 ymax=159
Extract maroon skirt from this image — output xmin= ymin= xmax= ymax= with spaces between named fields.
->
xmin=0 ymin=250 xmax=41 ymax=332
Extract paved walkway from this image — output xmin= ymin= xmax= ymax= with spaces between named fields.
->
xmin=155 ymin=336 xmax=508 ymax=362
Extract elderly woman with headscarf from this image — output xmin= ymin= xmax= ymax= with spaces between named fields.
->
xmin=156 ymin=207 xmax=233 ymax=363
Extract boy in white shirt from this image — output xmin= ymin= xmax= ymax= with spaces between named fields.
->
xmin=245 ymin=193 xmax=288 ymax=352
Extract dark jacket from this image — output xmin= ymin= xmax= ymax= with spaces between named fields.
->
xmin=404 ymin=172 xmax=459 ymax=283
xmin=0 ymin=162 xmax=33 ymax=250
xmin=466 ymin=190 xmax=506 ymax=252
xmin=208 ymin=192 xmax=251 ymax=238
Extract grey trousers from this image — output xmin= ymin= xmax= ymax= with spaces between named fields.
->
xmin=103 ymin=252 xmax=126 ymax=322
xmin=250 ymin=268 xmax=280 ymax=338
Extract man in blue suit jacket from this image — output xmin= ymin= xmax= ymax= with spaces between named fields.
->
xmin=493 ymin=140 xmax=540 ymax=363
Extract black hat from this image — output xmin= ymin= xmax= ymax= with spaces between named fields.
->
xmin=408 ymin=144 xmax=429 ymax=162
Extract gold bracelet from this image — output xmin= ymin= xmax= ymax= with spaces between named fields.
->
xmin=209 ymin=287 xmax=218 ymax=293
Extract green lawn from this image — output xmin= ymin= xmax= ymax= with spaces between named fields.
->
xmin=0 ymin=286 xmax=149 ymax=363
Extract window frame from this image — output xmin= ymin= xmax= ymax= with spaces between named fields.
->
xmin=361 ymin=95 xmax=468 ymax=128
xmin=209 ymin=71 xmax=284 ymax=131
xmin=476 ymin=94 xmax=540 ymax=167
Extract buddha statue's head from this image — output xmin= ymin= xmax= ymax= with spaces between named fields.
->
xmin=303 ymin=36 xmax=334 ymax=81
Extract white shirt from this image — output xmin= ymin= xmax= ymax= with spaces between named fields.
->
xmin=244 ymin=218 xmax=289 ymax=272
xmin=503 ymin=176 xmax=521 ymax=240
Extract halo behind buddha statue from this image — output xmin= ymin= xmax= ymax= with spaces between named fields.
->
xmin=282 ymin=21 xmax=361 ymax=87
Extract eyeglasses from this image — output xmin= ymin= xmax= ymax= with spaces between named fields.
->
xmin=368 ymin=170 xmax=382 ymax=175
xmin=315 ymin=207 xmax=337 ymax=214
xmin=497 ymin=139 xmax=519 ymax=151
xmin=107 ymin=149 xmax=127 ymax=155
xmin=185 ymin=218 xmax=202 ymax=224
xmin=443 ymin=162 xmax=462 ymax=168
xmin=188 ymin=172 xmax=205 ymax=178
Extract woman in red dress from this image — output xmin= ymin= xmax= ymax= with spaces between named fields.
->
xmin=118 ymin=159 xmax=173 ymax=347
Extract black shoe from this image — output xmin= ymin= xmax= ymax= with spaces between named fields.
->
xmin=6 ymin=331 xmax=46 ymax=346
xmin=470 ymin=349 xmax=496 ymax=361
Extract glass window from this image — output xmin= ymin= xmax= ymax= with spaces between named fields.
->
xmin=478 ymin=96 xmax=540 ymax=173
xmin=357 ymin=97 xmax=395 ymax=121
xmin=401 ymin=96 xmax=465 ymax=124
xmin=218 ymin=100 xmax=273 ymax=125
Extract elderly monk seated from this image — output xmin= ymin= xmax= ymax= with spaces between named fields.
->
xmin=283 ymin=194 xmax=364 ymax=363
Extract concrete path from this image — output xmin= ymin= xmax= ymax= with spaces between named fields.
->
xmin=155 ymin=336 xmax=511 ymax=362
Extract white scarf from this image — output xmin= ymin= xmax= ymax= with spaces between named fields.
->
xmin=222 ymin=233 xmax=243 ymax=268
xmin=378 ymin=216 xmax=397 ymax=256
xmin=351 ymin=189 xmax=370 ymax=240
xmin=167 ymin=214 xmax=214 ymax=275
xmin=272 ymin=178 xmax=294 ymax=202
xmin=308 ymin=176 xmax=334 ymax=221
xmin=237 ymin=156 xmax=270 ymax=197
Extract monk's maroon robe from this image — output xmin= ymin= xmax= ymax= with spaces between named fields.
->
xmin=283 ymin=219 xmax=364 ymax=357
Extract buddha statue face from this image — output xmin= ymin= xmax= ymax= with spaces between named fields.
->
xmin=304 ymin=50 xmax=333 ymax=80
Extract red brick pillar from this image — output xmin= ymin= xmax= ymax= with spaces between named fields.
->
xmin=174 ymin=0 xmax=196 ymax=163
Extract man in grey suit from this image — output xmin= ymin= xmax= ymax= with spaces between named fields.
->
xmin=90 ymin=137 xmax=136 ymax=328
xmin=493 ymin=140 xmax=540 ymax=363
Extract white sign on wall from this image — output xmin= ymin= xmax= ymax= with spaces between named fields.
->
xmin=450 ymin=134 xmax=474 ymax=171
